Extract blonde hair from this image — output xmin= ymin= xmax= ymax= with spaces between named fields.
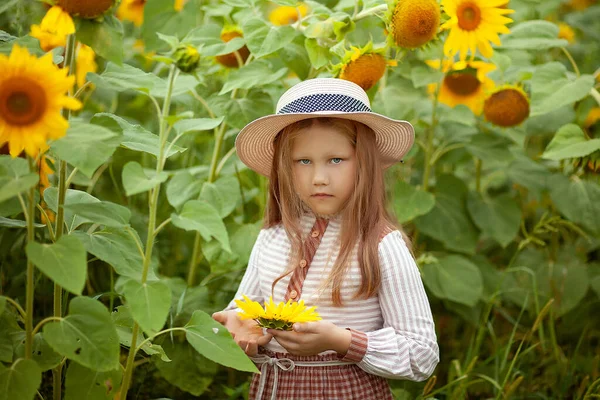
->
xmin=264 ymin=117 xmax=412 ymax=306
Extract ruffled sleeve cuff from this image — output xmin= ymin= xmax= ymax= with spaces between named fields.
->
xmin=340 ymin=328 xmax=368 ymax=362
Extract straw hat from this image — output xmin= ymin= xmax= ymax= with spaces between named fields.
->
xmin=234 ymin=78 xmax=414 ymax=177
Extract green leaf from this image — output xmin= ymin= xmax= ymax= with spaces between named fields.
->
xmin=26 ymin=235 xmax=87 ymax=295
xmin=173 ymin=117 xmax=224 ymax=135
xmin=111 ymin=306 xmax=169 ymax=361
xmin=91 ymin=113 xmax=185 ymax=158
xmin=465 ymin=133 xmax=514 ymax=164
xmin=62 ymin=202 xmax=131 ymax=228
xmin=72 ymin=228 xmax=157 ymax=281
xmin=391 ymin=180 xmax=435 ymax=223
xmin=154 ymin=339 xmax=216 ymax=396
xmin=549 ymin=175 xmax=600 ymax=236
xmin=43 ymin=297 xmax=120 ymax=372
xmin=44 ymin=188 xmax=103 ymax=231
xmin=304 ymin=38 xmax=330 ymax=69
xmin=200 ymin=176 xmax=240 ymax=219
xmin=122 ymin=161 xmax=169 ymax=197
xmin=204 ymin=222 xmax=261 ymax=274
xmin=414 ymin=175 xmax=479 ymax=254
xmin=219 ymin=60 xmax=288 ymax=94
xmin=467 ymin=192 xmax=521 ymax=248
xmin=507 ymin=152 xmax=552 ymax=193
xmin=122 ymin=279 xmax=171 ymax=336
xmin=411 ymin=65 xmax=443 ymax=88
xmin=421 ymin=255 xmax=484 ymax=306
xmin=166 ymin=172 xmax=204 ymax=209
xmin=540 ymin=250 xmax=588 ymax=317
xmin=171 ymin=200 xmax=231 ymax=252
xmin=0 ymin=306 xmax=24 ymax=363
xmin=64 ymin=362 xmax=121 ymax=400
xmin=210 ymin=90 xmax=274 ymax=130
xmin=88 ymin=62 xmax=162 ymax=94
xmin=141 ymin=0 xmax=199 ymax=51
xmin=0 ymin=296 xmax=5 ymax=316
xmin=75 ymin=15 xmax=124 ymax=65
xmin=50 ymin=121 xmax=121 ymax=178
xmin=499 ymin=20 xmax=569 ymax=50
xmin=0 ymin=359 xmax=42 ymax=400
xmin=280 ymin=37 xmax=311 ymax=80
xmin=0 ymin=173 xmax=38 ymax=203
xmin=241 ymin=18 xmax=297 ymax=58
xmin=185 ymin=310 xmax=258 ymax=373
xmin=531 ymin=69 xmax=594 ymax=117
xmin=15 ymin=333 xmax=62 ymax=372
xmin=542 ymin=123 xmax=600 ymax=160
xmin=591 ymin=274 xmax=600 ymax=299
xmin=0 ymin=217 xmax=44 ymax=228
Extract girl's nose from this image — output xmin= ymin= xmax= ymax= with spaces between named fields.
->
xmin=312 ymin=165 xmax=329 ymax=186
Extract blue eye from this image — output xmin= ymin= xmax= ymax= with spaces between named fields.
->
xmin=298 ymin=159 xmax=311 ymax=165
xmin=331 ymin=158 xmax=342 ymax=164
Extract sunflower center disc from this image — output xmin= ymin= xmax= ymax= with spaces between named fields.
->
xmin=457 ymin=2 xmax=481 ymax=31
xmin=1 ymin=80 xmax=46 ymax=126
xmin=444 ymin=72 xmax=481 ymax=96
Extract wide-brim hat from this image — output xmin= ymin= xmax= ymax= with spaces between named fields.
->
xmin=235 ymin=78 xmax=415 ymax=177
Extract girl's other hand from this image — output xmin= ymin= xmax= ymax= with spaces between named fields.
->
xmin=268 ymin=321 xmax=351 ymax=357
xmin=212 ymin=310 xmax=272 ymax=356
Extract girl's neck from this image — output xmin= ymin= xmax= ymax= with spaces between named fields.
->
xmin=300 ymin=201 xmax=341 ymax=221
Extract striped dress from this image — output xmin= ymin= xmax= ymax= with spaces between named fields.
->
xmin=224 ymin=212 xmax=439 ymax=400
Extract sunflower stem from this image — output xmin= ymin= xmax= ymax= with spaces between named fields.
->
xmin=560 ymin=47 xmax=580 ymax=78
xmin=120 ymin=63 xmax=179 ymax=400
xmin=354 ymin=4 xmax=387 ymax=21
xmin=475 ymin=157 xmax=482 ymax=193
xmin=25 ymin=158 xmax=36 ymax=361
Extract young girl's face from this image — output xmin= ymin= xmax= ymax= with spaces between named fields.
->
xmin=290 ymin=122 xmax=357 ymax=216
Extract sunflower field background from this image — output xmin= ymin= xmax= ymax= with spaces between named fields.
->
xmin=1 ymin=0 xmax=599 ymax=399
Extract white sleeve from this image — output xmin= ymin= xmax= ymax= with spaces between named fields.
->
xmin=357 ymin=231 xmax=439 ymax=381
xmin=223 ymin=229 xmax=266 ymax=311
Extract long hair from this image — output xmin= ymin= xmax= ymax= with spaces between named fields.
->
xmin=265 ymin=117 xmax=411 ymax=306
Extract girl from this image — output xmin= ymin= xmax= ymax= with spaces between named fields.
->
xmin=213 ymin=78 xmax=439 ymax=400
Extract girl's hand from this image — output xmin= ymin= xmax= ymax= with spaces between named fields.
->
xmin=268 ymin=321 xmax=352 ymax=357
xmin=212 ymin=310 xmax=272 ymax=356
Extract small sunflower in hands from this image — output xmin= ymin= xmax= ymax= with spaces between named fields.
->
xmin=235 ymin=295 xmax=321 ymax=331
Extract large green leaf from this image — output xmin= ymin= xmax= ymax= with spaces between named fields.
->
xmin=467 ymin=192 xmax=521 ymax=248
xmin=0 ymin=156 xmax=38 ymax=203
xmin=171 ymin=200 xmax=231 ymax=252
xmin=185 ymin=310 xmax=258 ymax=373
xmin=51 ymin=122 xmax=121 ymax=178
xmin=110 ymin=306 xmax=170 ymax=361
xmin=122 ymin=279 xmax=171 ymax=336
xmin=200 ymin=176 xmax=241 ymax=219
xmin=72 ymin=228 xmax=158 ymax=281
xmin=219 ymin=60 xmax=288 ymax=94
xmin=411 ymin=65 xmax=443 ymax=88
xmin=122 ymin=161 xmax=169 ymax=197
xmin=0 ymin=296 xmax=5 ymax=316
xmin=304 ymin=38 xmax=330 ymax=69
xmin=280 ymin=37 xmax=310 ymax=79
xmin=241 ymin=17 xmax=296 ymax=58
xmin=43 ymin=297 xmax=120 ymax=372
xmin=204 ymin=222 xmax=261 ymax=274
xmin=173 ymin=117 xmax=224 ymax=136
xmin=75 ymin=15 xmax=124 ymax=65
xmin=141 ymin=0 xmax=198 ymax=51
xmin=44 ymin=188 xmax=102 ymax=231
xmin=507 ymin=152 xmax=552 ymax=193
xmin=421 ymin=255 xmax=484 ymax=306
xmin=465 ymin=133 xmax=514 ymax=164
xmin=0 ymin=217 xmax=44 ymax=228
xmin=183 ymin=23 xmax=245 ymax=57
xmin=549 ymin=174 xmax=600 ymax=236
xmin=26 ymin=235 xmax=87 ymax=295
xmin=166 ymin=172 xmax=204 ymax=209
xmin=0 ymin=310 xmax=22 ymax=363
xmin=64 ymin=362 xmax=121 ymax=400
xmin=154 ymin=338 xmax=216 ymax=396
xmin=88 ymin=62 xmax=161 ymax=94
xmin=499 ymin=20 xmax=569 ymax=50
xmin=62 ymin=201 xmax=131 ymax=228
xmin=0 ymin=358 xmax=41 ymax=400
xmin=391 ymin=180 xmax=435 ymax=223
xmin=542 ymin=123 xmax=600 ymax=160
xmin=414 ymin=175 xmax=479 ymax=254
xmin=209 ymin=90 xmax=274 ymax=130
xmin=14 ymin=333 xmax=62 ymax=372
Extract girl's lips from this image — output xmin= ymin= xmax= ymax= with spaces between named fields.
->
xmin=312 ymin=194 xmax=332 ymax=197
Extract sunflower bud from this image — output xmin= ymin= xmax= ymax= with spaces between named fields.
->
xmin=483 ymin=85 xmax=530 ymax=127
xmin=215 ymin=28 xmax=250 ymax=68
xmin=56 ymin=0 xmax=116 ymax=19
xmin=173 ymin=44 xmax=200 ymax=73
xmin=388 ymin=0 xmax=440 ymax=49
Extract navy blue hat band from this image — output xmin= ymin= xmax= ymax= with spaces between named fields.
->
xmin=277 ymin=93 xmax=371 ymax=114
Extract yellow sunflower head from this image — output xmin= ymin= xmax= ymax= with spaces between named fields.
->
xmin=427 ymin=59 xmax=496 ymax=115
xmin=174 ymin=0 xmax=188 ymax=12
xmin=332 ymin=43 xmax=394 ymax=91
xmin=76 ymin=44 xmax=97 ymax=88
xmin=483 ymin=84 xmax=530 ymax=127
xmin=30 ymin=5 xmax=75 ymax=52
xmin=55 ymin=0 xmax=116 ymax=19
xmin=117 ymin=0 xmax=146 ymax=27
xmin=386 ymin=0 xmax=441 ymax=49
xmin=584 ymin=107 xmax=600 ymax=129
xmin=268 ymin=3 xmax=309 ymax=26
xmin=557 ymin=22 xmax=575 ymax=44
xmin=0 ymin=45 xmax=81 ymax=158
xmin=235 ymin=296 xmax=321 ymax=331
xmin=215 ymin=27 xmax=250 ymax=68
xmin=441 ymin=0 xmax=514 ymax=61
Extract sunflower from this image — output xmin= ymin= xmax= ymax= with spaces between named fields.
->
xmin=482 ymin=84 xmax=529 ymax=127
xmin=584 ymin=107 xmax=600 ymax=129
xmin=441 ymin=0 xmax=514 ymax=61
xmin=426 ymin=59 xmax=495 ymax=115
xmin=387 ymin=0 xmax=441 ymax=49
xmin=235 ymin=295 xmax=321 ymax=331
xmin=117 ymin=0 xmax=146 ymax=27
xmin=215 ymin=28 xmax=250 ymax=68
xmin=0 ymin=45 xmax=82 ymax=158
xmin=268 ymin=3 xmax=309 ymax=26
xmin=174 ymin=0 xmax=188 ymax=11
xmin=76 ymin=44 xmax=97 ymax=88
xmin=55 ymin=0 xmax=115 ymax=19
xmin=30 ymin=5 xmax=75 ymax=52
xmin=332 ymin=44 xmax=395 ymax=91
xmin=557 ymin=22 xmax=575 ymax=44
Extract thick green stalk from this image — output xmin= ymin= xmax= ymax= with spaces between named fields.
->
xmin=475 ymin=158 xmax=482 ymax=193
xmin=119 ymin=64 xmax=178 ymax=399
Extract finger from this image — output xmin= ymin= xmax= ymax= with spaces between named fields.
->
xmin=256 ymin=333 xmax=273 ymax=346
xmin=245 ymin=340 xmax=258 ymax=356
xmin=293 ymin=322 xmax=319 ymax=333
xmin=238 ymin=339 xmax=248 ymax=350
xmin=212 ymin=312 xmax=226 ymax=324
